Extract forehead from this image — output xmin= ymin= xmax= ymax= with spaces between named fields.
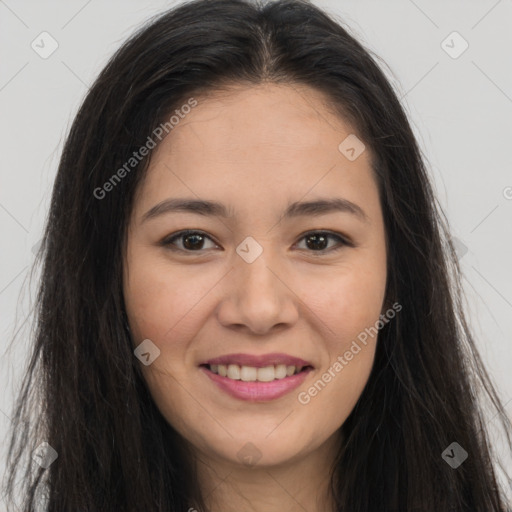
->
xmin=132 ymin=84 xmax=378 ymax=223
xmin=166 ymin=83 xmax=358 ymax=158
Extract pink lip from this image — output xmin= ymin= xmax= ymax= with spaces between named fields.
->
xmin=200 ymin=365 xmax=313 ymax=402
xmin=202 ymin=352 xmax=313 ymax=369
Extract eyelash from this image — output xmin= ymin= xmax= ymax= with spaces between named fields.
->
xmin=160 ymin=229 xmax=353 ymax=255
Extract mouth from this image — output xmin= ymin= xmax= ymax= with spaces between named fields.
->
xmin=198 ymin=354 xmax=314 ymax=402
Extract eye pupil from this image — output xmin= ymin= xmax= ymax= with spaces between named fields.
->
xmin=306 ymin=234 xmax=328 ymax=251
xmin=183 ymin=233 xmax=204 ymax=250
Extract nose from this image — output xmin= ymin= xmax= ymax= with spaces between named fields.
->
xmin=216 ymin=252 xmax=299 ymax=336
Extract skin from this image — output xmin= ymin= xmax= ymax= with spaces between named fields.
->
xmin=123 ymin=83 xmax=388 ymax=512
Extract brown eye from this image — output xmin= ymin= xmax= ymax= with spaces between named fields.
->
xmin=295 ymin=231 xmax=351 ymax=253
xmin=162 ymin=230 xmax=218 ymax=252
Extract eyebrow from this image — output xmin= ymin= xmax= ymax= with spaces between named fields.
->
xmin=141 ymin=197 xmax=370 ymax=224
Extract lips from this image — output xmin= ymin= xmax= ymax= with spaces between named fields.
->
xmin=200 ymin=364 xmax=313 ymax=402
xmin=201 ymin=352 xmax=313 ymax=369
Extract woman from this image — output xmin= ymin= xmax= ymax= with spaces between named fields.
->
xmin=4 ymin=0 xmax=512 ymax=510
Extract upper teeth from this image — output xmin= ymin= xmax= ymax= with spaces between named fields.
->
xmin=209 ymin=364 xmax=302 ymax=381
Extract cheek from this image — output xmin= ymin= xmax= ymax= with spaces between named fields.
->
xmin=301 ymin=255 xmax=386 ymax=412
xmin=124 ymin=256 xmax=205 ymax=343
xmin=124 ymin=276 xmax=170 ymax=343
xmin=124 ymin=263 xmax=203 ymax=428
xmin=308 ymin=259 xmax=387 ymax=342
xmin=300 ymin=274 xmax=382 ymax=425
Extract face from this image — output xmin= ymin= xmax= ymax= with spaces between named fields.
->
xmin=123 ymin=83 xmax=387 ymax=470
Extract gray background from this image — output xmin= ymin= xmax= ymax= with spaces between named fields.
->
xmin=1 ymin=0 xmax=511 ymax=507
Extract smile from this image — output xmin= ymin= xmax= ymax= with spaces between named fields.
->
xmin=200 ymin=364 xmax=313 ymax=402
